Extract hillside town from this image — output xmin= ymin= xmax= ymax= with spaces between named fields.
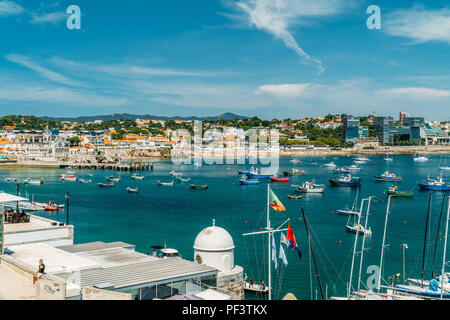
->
xmin=0 ymin=113 xmax=448 ymax=167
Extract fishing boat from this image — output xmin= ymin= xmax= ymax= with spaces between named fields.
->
xmin=374 ymin=171 xmax=402 ymax=182
xmin=270 ymin=176 xmax=289 ymax=182
xmin=106 ymin=176 xmax=121 ymax=182
xmin=323 ymin=162 xmax=336 ymax=168
xmin=79 ymin=179 xmax=92 ymax=184
xmin=98 ymin=183 xmax=114 ymax=188
xmin=386 ymin=186 xmax=413 ymax=198
xmin=190 ymin=184 xmax=208 ymax=190
xmin=282 ymin=168 xmax=306 ymax=176
xmin=62 ymin=175 xmax=77 ymax=182
xmin=354 ymin=156 xmax=369 ymax=162
xmin=131 ymin=174 xmax=145 ymax=180
xmin=289 ymin=159 xmax=301 ymax=164
xmin=127 ymin=187 xmax=139 ymax=193
xmin=295 ymin=181 xmax=325 ymax=193
xmin=239 ymin=178 xmax=260 ymax=185
xmin=346 ymin=223 xmax=372 ymax=236
xmin=170 ymin=170 xmax=183 ymax=177
xmin=418 ymin=175 xmax=450 ymax=191
xmin=329 ymin=175 xmax=361 ymax=187
xmin=345 ymin=164 xmax=362 ymax=171
xmin=157 ymin=180 xmax=174 ymax=186
xmin=288 ymin=195 xmax=302 ymax=200
xmin=24 ymin=178 xmax=43 ymax=185
xmin=333 ymin=167 xmax=350 ymax=174
xmin=337 ymin=187 xmax=360 ymax=216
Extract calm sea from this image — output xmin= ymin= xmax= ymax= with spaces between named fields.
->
xmin=1 ymin=154 xmax=449 ymax=300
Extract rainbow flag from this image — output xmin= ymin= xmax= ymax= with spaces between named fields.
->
xmin=269 ymin=188 xmax=286 ymax=211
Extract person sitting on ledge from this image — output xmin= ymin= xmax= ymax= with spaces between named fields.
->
xmin=33 ymin=259 xmax=45 ymax=285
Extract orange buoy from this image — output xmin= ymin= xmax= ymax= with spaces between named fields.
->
xmin=245 ymin=220 xmax=247 ymax=224
xmin=339 ymin=240 xmax=342 ymax=245
xmin=404 ymin=221 xmax=407 ymax=225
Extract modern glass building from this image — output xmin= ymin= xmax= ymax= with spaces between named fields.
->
xmin=343 ymin=116 xmax=367 ymax=142
xmin=373 ymin=116 xmax=425 ymax=144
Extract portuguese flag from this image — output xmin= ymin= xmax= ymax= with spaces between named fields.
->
xmin=269 ymin=188 xmax=286 ymax=212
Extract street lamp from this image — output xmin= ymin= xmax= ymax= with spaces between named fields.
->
xmin=65 ymin=192 xmax=70 ymax=225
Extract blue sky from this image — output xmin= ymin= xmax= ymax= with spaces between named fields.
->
xmin=0 ymin=0 xmax=449 ymax=120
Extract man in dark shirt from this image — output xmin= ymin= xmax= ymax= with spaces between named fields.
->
xmin=33 ymin=259 xmax=45 ymax=285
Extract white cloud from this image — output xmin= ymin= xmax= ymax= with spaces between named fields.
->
xmin=384 ymin=5 xmax=450 ymax=44
xmin=255 ymin=83 xmax=317 ymax=98
xmin=232 ymin=0 xmax=352 ymax=74
xmin=30 ymin=11 xmax=66 ymax=25
xmin=5 ymin=54 xmax=83 ymax=87
xmin=0 ymin=0 xmax=23 ymax=16
xmin=379 ymin=87 xmax=450 ymax=98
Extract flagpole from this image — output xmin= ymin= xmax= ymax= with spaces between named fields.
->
xmin=267 ymin=184 xmax=272 ymax=301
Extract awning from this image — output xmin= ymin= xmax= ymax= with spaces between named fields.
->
xmin=0 ymin=192 xmax=28 ymax=204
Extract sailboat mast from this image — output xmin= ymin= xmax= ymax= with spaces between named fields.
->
xmin=348 ymin=199 xmax=365 ymax=296
xmin=422 ymin=193 xmax=432 ymax=287
xmin=358 ymin=197 xmax=373 ymax=292
xmin=440 ymin=196 xmax=450 ymax=300
xmin=302 ymin=207 xmax=325 ymax=300
xmin=267 ymin=184 xmax=272 ymax=301
xmin=432 ymin=195 xmax=446 ymax=278
xmin=378 ymin=195 xmax=392 ymax=292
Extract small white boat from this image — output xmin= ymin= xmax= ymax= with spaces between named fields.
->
xmin=346 ymin=164 xmax=362 ymax=171
xmin=290 ymin=159 xmax=301 ymax=164
xmin=62 ymin=175 xmax=77 ymax=182
xmin=169 ymin=170 xmax=183 ymax=177
xmin=24 ymin=178 xmax=43 ymax=185
xmin=131 ymin=174 xmax=145 ymax=180
xmin=157 ymin=180 xmax=174 ymax=186
xmin=177 ymin=177 xmax=191 ymax=182
xmin=384 ymin=154 xmax=394 ymax=161
xmin=354 ymin=156 xmax=369 ymax=162
xmin=244 ymin=282 xmax=270 ymax=293
xmin=346 ymin=223 xmax=372 ymax=236
xmin=79 ymin=179 xmax=92 ymax=184
xmin=323 ymin=162 xmax=336 ymax=168
xmin=440 ymin=166 xmax=450 ymax=171
xmin=106 ymin=176 xmax=121 ymax=182
xmin=414 ymin=153 xmax=429 ymax=162
xmin=5 ymin=177 xmax=17 ymax=182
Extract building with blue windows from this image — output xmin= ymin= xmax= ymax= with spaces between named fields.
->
xmin=343 ymin=116 xmax=368 ymax=142
xmin=373 ymin=116 xmax=425 ymax=144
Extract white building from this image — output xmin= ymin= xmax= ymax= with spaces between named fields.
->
xmin=193 ymin=220 xmax=244 ymax=299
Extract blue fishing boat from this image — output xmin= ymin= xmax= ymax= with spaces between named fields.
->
xmin=238 ymin=178 xmax=260 ymax=185
xmin=99 ymin=183 xmax=114 ymax=188
xmin=245 ymin=168 xmax=272 ymax=179
xmin=127 ymin=187 xmax=139 ymax=193
xmin=418 ymin=175 xmax=450 ymax=191
xmin=329 ymin=175 xmax=361 ymax=187
xmin=374 ymin=171 xmax=403 ymax=182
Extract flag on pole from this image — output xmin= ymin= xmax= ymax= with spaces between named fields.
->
xmin=272 ymin=234 xmax=278 ymax=270
xmin=280 ymin=232 xmax=288 ymax=245
xmin=286 ymin=223 xmax=302 ymax=259
xmin=269 ymin=188 xmax=286 ymax=212
xmin=279 ymin=242 xmax=288 ymax=266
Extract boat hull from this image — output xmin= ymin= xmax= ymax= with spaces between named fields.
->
xmin=239 ymin=179 xmax=259 ymax=185
xmin=418 ymin=184 xmax=450 ymax=191
xmin=329 ymin=179 xmax=361 ymax=187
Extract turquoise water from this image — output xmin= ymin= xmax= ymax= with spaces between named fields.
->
xmin=1 ymin=154 xmax=449 ymax=300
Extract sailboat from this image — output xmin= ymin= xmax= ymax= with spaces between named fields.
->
xmin=345 ymin=197 xmax=372 ymax=236
xmin=384 ymin=153 xmax=393 ymax=161
xmin=440 ymin=154 xmax=450 ymax=171
xmin=337 ymin=187 xmax=361 ymax=216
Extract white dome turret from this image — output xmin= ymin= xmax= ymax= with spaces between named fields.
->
xmin=194 ymin=220 xmax=235 ymax=272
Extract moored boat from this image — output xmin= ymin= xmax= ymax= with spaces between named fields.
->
xmin=346 ymin=223 xmax=372 ymax=236
xmin=323 ymin=162 xmax=336 ymax=168
xmin=374 ymin=171 xmax=402 ymax=182
xmin=24 ymin=178 xmax=43 ymax=185
xmin=190 ymin=184 xmax=208 ymax=190
xmin=99 ymin=183 xmax=114 ymax=188
xmin=288 ymin=195 xmax=302 ymax=200
xmin=329 ymin=175 xmax=361 ymax=187
xmin=131 ymin=174 xmax=145 ymax=180
xmin=295 ymin=181 xmax=324 ymax=193
xmin=418 ymin=176 xmax=450 ymax=191
xmin=79 ymin=179 xmax=92 ymax=184
xmin=283 ymin=168 xmax=306 ymax=176
xmin=106 ymin=176 xmax=121 ymax=182
xmin=127 ymin=187 xmax=139 ymax=193
xmin=239 ymin=178 xmax=259 ymax=185
xmin=270 ymin=176 xmax=289 ymax=182
xmin=157 ymin=180 xmax=174 ymax=186
xmin=386 ymin=186 xmax=413 ymax=198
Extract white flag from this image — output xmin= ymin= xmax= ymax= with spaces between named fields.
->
xmin=272 ymin=234 xmax=278 ymax=270
xmin=280 ymin=232 xmax=288 ymax=245
xmin=279 ymin=242 xmax=288 ymax=267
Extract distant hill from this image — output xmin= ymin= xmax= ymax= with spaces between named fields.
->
xmin=41 ymin=112 xmax=248 ymax=122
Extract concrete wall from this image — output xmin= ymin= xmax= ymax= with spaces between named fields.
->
xmin=81 ymin=287 xmax=132 ymax=300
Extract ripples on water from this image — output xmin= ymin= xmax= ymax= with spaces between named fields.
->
xmin=1 ymin=154 xmax=449 ymax=300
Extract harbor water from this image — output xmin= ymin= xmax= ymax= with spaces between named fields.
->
xmin=0 ymin=154 xmax=449 ymax=300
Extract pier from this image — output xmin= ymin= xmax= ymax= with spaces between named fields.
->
xmin=59 ymin=162 xmax=154 ymax=171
